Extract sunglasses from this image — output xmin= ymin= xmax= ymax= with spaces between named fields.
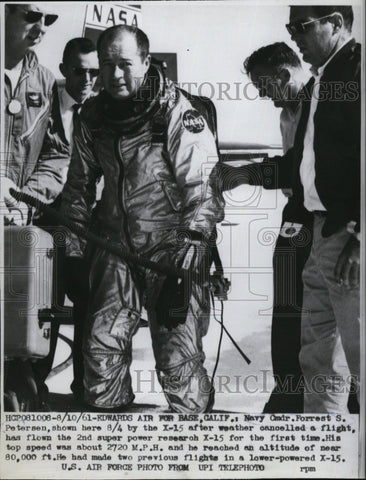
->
xmin=286 ymin=13 xmax=335 ymax=36
xmin=71 ymin=67 xmax=100 ymax=77
xmin=22 ymin=10 xmax=58 ymax=27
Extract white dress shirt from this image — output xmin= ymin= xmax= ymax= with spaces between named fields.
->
xmin=59 ymin=87 xmax=88 ymax=185
xmin=59 ymin=87 xmax=79 ymax=145
xmin=59 ymin=87 xmax=104 ymax=200
xmin=280 ymin=101 xmax=302 ymax=155
xmin=280 ymin=101 xmax=302 ymax=197
xmin=300 ymin=37 xmax=353 ymax=212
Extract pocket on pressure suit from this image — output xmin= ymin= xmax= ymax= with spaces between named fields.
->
xmin=109 ymin=306 xmax=140 ymax=341
xmin=160 ymin=181 xmax=182 ymax=213
xmin=86 ymin=297 xmax=140 ymax=352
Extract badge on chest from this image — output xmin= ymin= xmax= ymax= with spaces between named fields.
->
xmin=26 ymin=92 xmax=42 ymax=107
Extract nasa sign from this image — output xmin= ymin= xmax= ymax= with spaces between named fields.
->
xmin=83 ymin=4 xmax=142 ymax=42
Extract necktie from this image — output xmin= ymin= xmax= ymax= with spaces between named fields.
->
xmin=72 ymin=103 xmax=82 ymax=127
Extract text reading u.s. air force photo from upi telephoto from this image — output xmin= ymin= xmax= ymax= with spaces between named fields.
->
xmin=0 ymin=1 xmax=365 ymax=479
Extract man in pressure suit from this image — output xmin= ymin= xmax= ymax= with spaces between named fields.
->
xmin=61 ymin=25 xmax=225 ymax=413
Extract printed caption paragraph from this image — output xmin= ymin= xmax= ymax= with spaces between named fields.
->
xmin=1 ymin=413 xmax=359 ymax=478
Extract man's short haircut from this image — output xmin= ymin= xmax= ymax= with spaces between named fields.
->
xmin=97 ymin=25 xmax=150 ymax=60
xmin=308 ymin=6 xmax=353 ymax=32
xmin=62 ymin=37 xmax=96 ymax=64
xmin=244 ymin=42 xmax=301 ymax=75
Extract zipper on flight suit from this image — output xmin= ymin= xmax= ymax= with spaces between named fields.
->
xmin=5 ymin=78 xmax=14 ymax=174
xmin=114 ymin=136 xmax=135 ymax=253
xmin=5 ymin=70 xmax=30 ymax=185
xmin=20 ymin=100 xmax=49 ymax=143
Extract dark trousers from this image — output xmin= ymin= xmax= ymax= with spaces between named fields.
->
xmin=263 ymin=223 xmax=312 ymax=413
xmin=31 ymin=222 xmax=89 ymax=403
xmin=66 ymin=261 xmax=89 ymax=397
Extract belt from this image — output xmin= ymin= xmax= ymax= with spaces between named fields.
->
xmin=313 ymin=210 xmax=327 ymax=217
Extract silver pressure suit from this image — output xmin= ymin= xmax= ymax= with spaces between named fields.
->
xmin=61 ymin=67 xmax=225 ymax=412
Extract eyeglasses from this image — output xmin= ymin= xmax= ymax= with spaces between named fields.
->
xmin=21 ymin=10 xmax=58 ymax=27
xmin=71 ymin=67 xmax=100 ymax=77
xmin=286 ymin=13 xmax=335 ymax=36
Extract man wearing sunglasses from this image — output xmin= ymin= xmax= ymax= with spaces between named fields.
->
xmin=249 ymin=6 xmax=360 ymax=413
xmin=23 ymin=37 xmax=99 ymax=410
xmin=288 ymin=6 xmax=360 ymax=414
xmin=59 ymin=38 xmax=99 ymax=145
xmin=57 ymin=37 xmax=99 ymax=404
xmin=30 ymin=38 xmax=100 ymax=409
xmin=3 ymin=3 xmax=70 ymax=411
xmin=3 ymin=3 xmax=69 ymax=224
xmin=287 ymin=5 xmax=361 ymax=414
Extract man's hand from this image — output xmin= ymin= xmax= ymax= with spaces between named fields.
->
xmin=335 ymin=236 xmax=360 ymax=289
xmin=1 ymin=178 xmax=29 ymax=224
xmin=213 ymin=163 xmax=251 ymax=192
xmin=1 ymin=177 xmax=19 ymax=206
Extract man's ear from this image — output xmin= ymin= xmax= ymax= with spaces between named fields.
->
xmin=330 ymin=12 xmax=343 ymax=32
xmin=278 ymin=68 xmax=291 ymax=85
xmin=143 ymin=54 xmax=151 ymax=73
xmin=59 ymin=63 xmax=66 ymax=78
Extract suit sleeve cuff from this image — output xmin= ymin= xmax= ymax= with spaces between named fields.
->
xmin=346 ymin=221 xmax=360 ymax=241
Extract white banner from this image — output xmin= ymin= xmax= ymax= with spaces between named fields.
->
xmin=84 ymin=3 xmax=142 ymax=31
